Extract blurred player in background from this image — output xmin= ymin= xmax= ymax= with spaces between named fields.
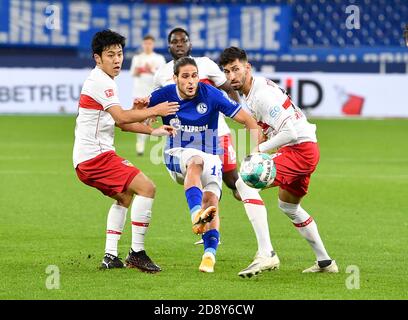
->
xmin=220 ymin=47 xmax=338 ymax=277
xmin=130 ymin=35 xmax=166 ymax=156
xmin=154 ymin=27 xmax=242 ymax=201
xmin=148 ymin=57 xmax=259 ymax=273
xmin=73 ymin=29 xmax=178 ymax=273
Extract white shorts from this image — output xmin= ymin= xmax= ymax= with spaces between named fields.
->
xmin=164 ymin=147 xmax=223 ymax=199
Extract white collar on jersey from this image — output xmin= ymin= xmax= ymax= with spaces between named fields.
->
xmin=175 ymin=85 xmax=185 ymax=101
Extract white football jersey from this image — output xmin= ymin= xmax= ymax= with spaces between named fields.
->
xmin=130 ymin=52 xmax=166 ymax=98
xmin=244 ymin=76 xmax=317 ymax=146
xmin=73 ymin=67 xmax=120 ymax=168
xmin=153 ymin=56 xmax=231 ymax=136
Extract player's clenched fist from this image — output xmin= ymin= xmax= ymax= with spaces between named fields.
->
xmin=151 ymin=101 xmax=179 ymax=116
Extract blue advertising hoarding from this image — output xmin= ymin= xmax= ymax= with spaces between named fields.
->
xmin=0 ymin=0 xmax=292 ymax=55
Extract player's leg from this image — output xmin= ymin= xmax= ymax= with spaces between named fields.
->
xmin=235 ymin=177 xmax=280 ymax=278
xmin=278 ymin=187 xmax=338 ymax=273
xmin=101 ymin=197 xmax=128 ymax=269
xmin=198 ymin=188 xmax=220 ymax=273
xmin=222 ymin=169 xmax=241 ymax=201
xmin=184 ymin=155 xmax=217 ymax=234
xmin=195 ymin=155 xmax=224 ymax=273
xmin=136 ymin=133 xmax=148 ymax=156
xmin=220 ymin=134 xmax=241 ymax=201
xmin=100 ymin=190 xmax=131 ymax=269
xmin=75 ymin=151 xmax=137 ymax=270
xmin=122 ymin=172 xmax=161 ymax=273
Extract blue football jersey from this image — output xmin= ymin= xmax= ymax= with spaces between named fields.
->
xmin=148 ymin=82 xmax=241 ymax=155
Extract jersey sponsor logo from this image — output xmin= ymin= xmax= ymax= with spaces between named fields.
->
xmin=180 ymin=124 xmax=209 ymax=132
xmin=104 ymin=89 xmax=114 ymax=98
xmin=269 ymin=106 xmax=281 ymax=118
xmin=196 ymin=103 xmax=208 ymax=114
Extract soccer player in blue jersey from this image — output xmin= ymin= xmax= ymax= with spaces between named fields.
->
xmin=148 ymin=57 xmax=259 ymax=272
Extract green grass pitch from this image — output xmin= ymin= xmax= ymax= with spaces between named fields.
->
xmin=0 ymin=116 xmax=407 ymax=300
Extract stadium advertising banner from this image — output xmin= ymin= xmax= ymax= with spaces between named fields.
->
xmin=0 ymin=68 xmax=134 ymax=113
xmin=1 ymin=68 xmax=408 ymax=118
xmin=0 ymin=0 xmax=291 ymax=55
xmin=261 ymin=72 xmax=408 ymax=118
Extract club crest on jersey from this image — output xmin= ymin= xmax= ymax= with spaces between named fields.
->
xmin=104 ymin=89 xmax=114 ymax=98
xmin=169 ymin=117 xmax=181 ymax=130
xmin=196 ymin=103 xmax=208 ymax=114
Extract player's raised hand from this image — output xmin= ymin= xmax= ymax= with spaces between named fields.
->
xmin=151 ymin=125 xmax=177 ymax=137
xmin=133 ymin=97 xmax=150 ymax=110
xmin=152 ymin=101 xmax=179 ymax=117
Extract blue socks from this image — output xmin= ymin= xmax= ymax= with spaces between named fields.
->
xmin=185 ymin=186 xmax=202 ymax=219
xmin=203 ymin=229 xmax=219 ymax=256
xmin=186 ymin=187 xmax=219 ymax=256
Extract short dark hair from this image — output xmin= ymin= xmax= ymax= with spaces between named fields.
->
xmin=168 ymin=27 xmax=190 ymax=44
xmin=219 ymin=46 xmax=248 ymax=66
xmin=143 ymin=34 xmax=155 ymax=41
xmin=173 ymin=57 xmax=197 ymax=76
xmin=92 ymin=29 xmax=126 ymax=56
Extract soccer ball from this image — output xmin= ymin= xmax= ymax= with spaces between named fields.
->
xmin=239 ymin=153 xmax=277 ymax=189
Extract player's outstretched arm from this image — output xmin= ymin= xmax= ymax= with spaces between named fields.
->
xmin=232 ymin=109 xmax=263 ymax=145
xmin=118 ymin=122 xmax=176 ymax=136
xmin=257 ymin=120 xmax=297 ymax=153
xmin=107 ymin=102 xmax=179 ymax=126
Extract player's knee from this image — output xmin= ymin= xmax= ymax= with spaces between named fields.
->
xmin=136 ymin=180 xmax=156 ymax=198
xmin=186 ymin=156 xmax=204 ymax=170
xmin=278 ymin=199 xmax=299 ymax=220
xmin=144 ymin=181 xmax=156 ymax=198
xmin=115 ymin=193 xmax=133 ymax=208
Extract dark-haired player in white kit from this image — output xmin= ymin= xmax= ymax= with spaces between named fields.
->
xmin=73 ymin=29 xmax=178 ymax=273
xmin=220 ymin=47 xmax=338 ymax=277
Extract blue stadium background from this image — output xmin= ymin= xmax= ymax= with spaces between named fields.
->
xmin=0 ymin=0 xmax=407 ymax=73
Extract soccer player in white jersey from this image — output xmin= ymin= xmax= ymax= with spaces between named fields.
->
xmin=73 ymin=29 xmax=179 ymax=273
xmin=130 ymin=35 xmax=166 ymax=156
xmin=153 ymin=27 xmax=242 ymax=201
xmin=220 ymin=47 xmax=338 ymax=276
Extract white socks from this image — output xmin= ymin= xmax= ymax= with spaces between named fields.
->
xmin=278 ymin=199 xmax=331 ymax=261
xmin=105 ymin=204 xmax=127 ymax=257
xmin=131 ymin=195 xmax=154 ymax=253
xmin=236 ymin=178 xmax=274 ymax=257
